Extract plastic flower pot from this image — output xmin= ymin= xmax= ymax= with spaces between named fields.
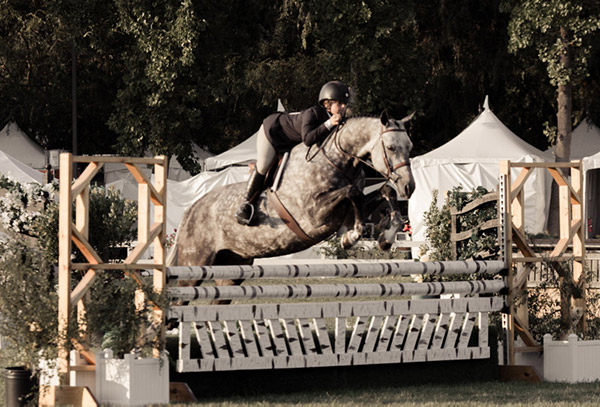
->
xmin=4 ymin=366 xmax=35 ymax=407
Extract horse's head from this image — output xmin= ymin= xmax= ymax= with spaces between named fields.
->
xmin=366 ymin=111 xmax=416 ymax=199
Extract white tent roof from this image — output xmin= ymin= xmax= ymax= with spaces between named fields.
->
xmin=546 ymin=119 xmax=600 ymax=160
xmin=0 ymin=122 xmax=46 ymax=169
xmin=204 ymin=134 xmax=257 ymax=170
xmin=204 ymin=99 xmax=285 ymax=171
xmin=413 ymin=98 xmax=550 ymax=168
xmin=0 ymin=150 xmax=43 ymax=184
xmin=409 ymin=97 xmax=551 ymax=251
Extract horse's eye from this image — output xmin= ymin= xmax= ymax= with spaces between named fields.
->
xmin=386 ymin=145 xmax=396 ymax=152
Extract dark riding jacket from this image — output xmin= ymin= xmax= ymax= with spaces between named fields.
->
xmin=263 ymin=105 xmax=333 ymax=152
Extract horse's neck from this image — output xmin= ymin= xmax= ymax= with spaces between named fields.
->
xmin=326 ymin=119 xmax=376 ymax=160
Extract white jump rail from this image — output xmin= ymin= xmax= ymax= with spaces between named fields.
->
xmin=167 ymin=260 xmax=507 ymax=373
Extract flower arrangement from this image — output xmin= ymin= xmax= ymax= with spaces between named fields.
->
xmin=165 ymin=228 xmax=177 ymax=249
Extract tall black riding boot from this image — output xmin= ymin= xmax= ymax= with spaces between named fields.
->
xmin=235 ymin=170 xmax=266 ymax=225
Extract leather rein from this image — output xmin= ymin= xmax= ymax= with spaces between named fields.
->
xmin=332 ymin=123 xmax=411 ymax=184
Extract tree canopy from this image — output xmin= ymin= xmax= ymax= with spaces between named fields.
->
xmin=1 ymin=0 xmax=600 ymax=173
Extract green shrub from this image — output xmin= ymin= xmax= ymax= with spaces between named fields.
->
xmin=420 ymin=186 xmax=498 ymax=261
xmin=0 ymin=175 xmax=162 ymax=367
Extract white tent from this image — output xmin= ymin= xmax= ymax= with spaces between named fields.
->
xmin=0 ymin=122 xmax=46 ymax=169
xmin=583 ymin=150 xmax=600 ymax=238
xmin=104 ymin=143 xmax=214 ymax=184
xmin=204 ymin=99 xmax=285 ymax=171
xmin=547 ymin=119 xmax=600 ymax=159
xmin=204 ymin=134 xmax=258 ymax=170
xmin=408 ymin=97 xmax=552 ymax=249
xmin=0 ymin=150 xmax=43 ymax=184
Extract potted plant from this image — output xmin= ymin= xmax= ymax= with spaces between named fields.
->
xmin=524 ymin=258 xmax=600 ymax=382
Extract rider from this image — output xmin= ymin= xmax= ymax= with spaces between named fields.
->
xmin=235 ymin=80 xmax=350 ymax=225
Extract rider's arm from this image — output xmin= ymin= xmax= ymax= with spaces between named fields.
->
xmin=301 ymin=107 xmax=331 ymax=146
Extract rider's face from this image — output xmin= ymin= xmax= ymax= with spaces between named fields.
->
xmin=328 ymin=100 xmax=347 ymax=115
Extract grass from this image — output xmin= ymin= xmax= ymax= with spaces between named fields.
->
xmin=3 ymin=326 xmax=600 ymax=406
xmin=167 ymin=362 xmax=600 ymax=406
xmin=172 ymin=381 xmax=600 ymax=406
xmin=165 ymin=330 xmax=600 ymax=407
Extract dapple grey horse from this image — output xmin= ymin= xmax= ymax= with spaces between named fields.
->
xmin=169 ymin=112 xmax=415 ymax=293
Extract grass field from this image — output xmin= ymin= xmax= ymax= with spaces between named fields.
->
xmin=174 ymin=381 xmax=600 ymax=406
xmin=3 ymin=337 xmax=600 ymax=406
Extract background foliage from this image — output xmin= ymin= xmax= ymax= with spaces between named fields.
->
xmin=1 ymin=1 xmax=600 ymax=171
xmin=0 ymin=176 xmax=157 ymax=368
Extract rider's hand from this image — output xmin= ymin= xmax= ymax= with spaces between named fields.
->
xmin=330 ymin=113 xmax=342 ymax=126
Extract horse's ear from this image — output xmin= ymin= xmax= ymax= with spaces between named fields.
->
xmin=400 ymin=111 xmax=416 ymax=123
xmin=380 ymin=110 xmax=389 ymax=126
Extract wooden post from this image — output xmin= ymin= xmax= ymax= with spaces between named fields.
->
xmin=499 ymin=161 xmax=515 ymax=365
xmin=153 ymin=156 xmax=168 ymax=357
xmin=58 ymin=153 xmax=73 ymax=384
xmin=572 ymin=162 xmax=586 ymax=333
xmin=75 ymin=185 xmax=90 ymax=345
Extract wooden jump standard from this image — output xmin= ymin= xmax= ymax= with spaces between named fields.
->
xmin=57 ymin=153 xmax=167 ymax=384
xmin=56 ymin=155 xmax=586 ymax=383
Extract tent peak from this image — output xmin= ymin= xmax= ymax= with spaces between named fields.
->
xmin=483 ymin=95 xmax=489 ymax=111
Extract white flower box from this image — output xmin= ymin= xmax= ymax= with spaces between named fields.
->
xmin=95 ymin=350 xmax=169 ymax=406
xmin=544 ymin=334 xmax=600 ymax=382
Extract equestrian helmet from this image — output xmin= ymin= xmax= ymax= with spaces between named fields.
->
xmin=318 ymin=81 xmax=350 ymax=105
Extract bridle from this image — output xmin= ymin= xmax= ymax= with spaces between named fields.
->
xmin=332 ymin=122 xmax=411 ymax=184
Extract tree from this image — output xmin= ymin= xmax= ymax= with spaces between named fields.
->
xmin=0 ymin=1 xmax=126 ymax=153
xmin=505 ymin=0 xmax=600 ymax=235
xmin=246 ymin=1 xmax=426 ymax=118
xmin=108 ymin=0 xmax=203 ymax=172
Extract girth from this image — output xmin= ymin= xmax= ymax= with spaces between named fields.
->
xmin=267 ymin=189 xmax=318 ymax=245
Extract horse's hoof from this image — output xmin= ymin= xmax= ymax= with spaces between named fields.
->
xmin=377 ymin=234 xmax=392 ymax=250
xmin=235 ymin=203 xmax=254 ymax=225
xmin=341 ymin=230 xmax=360 ymax=249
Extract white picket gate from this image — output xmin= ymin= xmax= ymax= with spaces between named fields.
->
xmin=167 ymin=260 xmax=506 ymax=373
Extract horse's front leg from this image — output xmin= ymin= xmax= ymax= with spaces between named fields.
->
xmin=340 ymin=191 xmax=365 ymax=249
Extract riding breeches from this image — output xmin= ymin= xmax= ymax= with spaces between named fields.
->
xmin=256 ymin=125 xmax=277 ymax=175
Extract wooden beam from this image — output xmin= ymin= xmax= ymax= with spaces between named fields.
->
xmin=125 ymin=222 xmax=163 ymax=264
xmin=514 ymin=266 xmax=530 ymax=292
xmin=71 ymin=263 xmax=163 ymax=270
xmin=71 ymin=161 xmax=103 ymax=197
xmin=510 ymin=161 xmax=579 ymax=168
xmin=511 ymin=225 xmax=536 ymax=258
xmin=71 ymin=225 xmax=103 ymax=264
xmin=513 ymin=314 xmax=539 ymax=347
xmin=124 ymin=163 xmax=164 ymax=206
xmin=73 ymin=156 xmax=164 ymax=165
xmin=71 ymin=339 xmax=96 ymax=365
xmin=70 ymin=269 xmax=99 ymax=307
xmin=510 ymin=167 xmax=532 ymax=200
xmin=549 ymin=219 xmax=582 ymax=258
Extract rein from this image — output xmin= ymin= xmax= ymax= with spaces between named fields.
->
xmin=334 ymin=124 xmax=410 ymax=184
xmin=305 ymin=122 xmax=357 ymax=185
